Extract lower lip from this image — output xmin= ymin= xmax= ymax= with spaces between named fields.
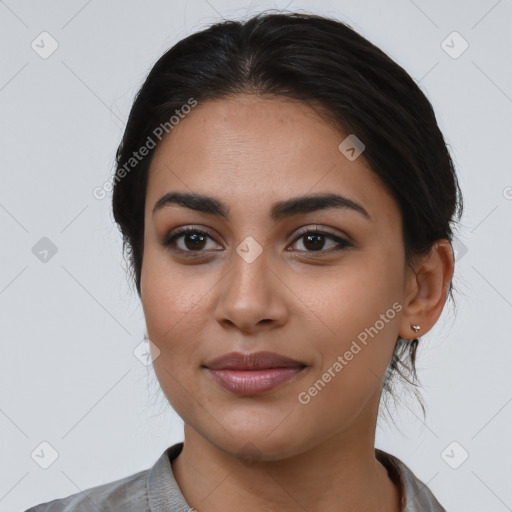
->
xmin=206 ymin=367 xmax=306 ymax=396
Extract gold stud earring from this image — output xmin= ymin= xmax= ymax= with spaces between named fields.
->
xmin=411 ymin=324 xmax=421 ymax=335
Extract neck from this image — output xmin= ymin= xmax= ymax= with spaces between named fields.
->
xmin=171 ymin=412 xmax=401 ymax=512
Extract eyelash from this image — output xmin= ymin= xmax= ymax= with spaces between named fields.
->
xmin=162 ymin=226 xmax=352 ymax=257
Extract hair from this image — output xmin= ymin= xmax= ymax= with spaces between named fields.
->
xmin=112 ymin=10 xmax=463 ymax=416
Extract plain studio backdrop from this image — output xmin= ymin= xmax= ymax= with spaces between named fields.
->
xmin=1 ymin=1 xmax=511 ymax=510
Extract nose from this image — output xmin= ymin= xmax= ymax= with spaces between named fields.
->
xmin=213 ymin=246 xmax=289 ymax=334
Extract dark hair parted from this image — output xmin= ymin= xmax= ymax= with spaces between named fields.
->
xmin=112 ymin=11 xmax=463 ymax=413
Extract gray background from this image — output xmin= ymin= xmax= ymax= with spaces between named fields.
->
xmin=1 ymin=0 xmax=511 ymax=510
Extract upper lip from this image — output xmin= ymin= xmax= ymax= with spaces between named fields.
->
xmin=203 ymin=351 xmax=307 ymax=370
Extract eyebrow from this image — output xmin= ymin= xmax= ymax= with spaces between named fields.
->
xmin=152 ymin=191 xmax=371 ymax=221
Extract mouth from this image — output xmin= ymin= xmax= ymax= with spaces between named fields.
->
xmin=202 ymin=351 xmax=308 ymax=396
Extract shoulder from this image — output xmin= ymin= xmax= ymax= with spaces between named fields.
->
xmin=375 ymin=449 xmax=447 ymax=512
xmin=24 ymin=443 xmax=187 ymax=512
xmin=23 ymin=467 xmax=149 ymax=512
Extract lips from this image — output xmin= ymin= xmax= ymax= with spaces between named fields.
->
xmin=203 ymin=351 xmax=307 ymax=371
xmin=202 ymin=351 xmax=308 ymax=396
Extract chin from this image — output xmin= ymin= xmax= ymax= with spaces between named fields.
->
xmin=203 ymin=425 xmax=314 ymax=463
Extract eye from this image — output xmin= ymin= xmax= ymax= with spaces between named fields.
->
xmin=289 ymin=228 xmax=352 ymax=254
xmin=163 ymin=227 xmax=221 ymax=253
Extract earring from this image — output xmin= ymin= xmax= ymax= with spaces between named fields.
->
xmin=411 ymin=324 xmax=421 ymax=335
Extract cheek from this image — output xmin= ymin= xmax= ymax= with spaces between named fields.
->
xmin=140 ymin=246 xmax=214 ymax=360
xmin=293 ymin=274 xmax=403 ymax=429
xmin=306 ymin=251 xmax=404 ymax=380
xmin=140 ymin=250 xmax=208 ymax=416
xmin=311 ymin=250 xmax=403 ymax=332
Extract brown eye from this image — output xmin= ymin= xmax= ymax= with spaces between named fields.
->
xmin=163 ymin=228 xmax=220 ymax=253
xmin=290 ymin=230 xmax=351 ymax=254
xmin=302 ymin=233 xmax=328 ymax=251
xmin=181 ymin=231 xmax=208 ymax=251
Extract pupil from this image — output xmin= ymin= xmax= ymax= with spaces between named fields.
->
xmin=304 ymin=234 xmax=324 ymax=251
xmin=186 ymin=233 xmax=206 ymax=250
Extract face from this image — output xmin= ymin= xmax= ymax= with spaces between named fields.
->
xmin=141 ymin=94 xmax=410 ymax=460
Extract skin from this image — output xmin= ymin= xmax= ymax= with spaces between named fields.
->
xmin=140 ymin=94 xmax=454 ymax=512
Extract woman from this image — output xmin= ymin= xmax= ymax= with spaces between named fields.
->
xmin=26 ymin=10 xmax=462 ymax=512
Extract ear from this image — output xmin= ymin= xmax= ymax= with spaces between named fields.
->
xmin=398 ymin=239 xmax=454 ymax=340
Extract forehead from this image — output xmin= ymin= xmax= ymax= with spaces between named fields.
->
xmin=146 ymin=94 xmax=396 ymax=224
